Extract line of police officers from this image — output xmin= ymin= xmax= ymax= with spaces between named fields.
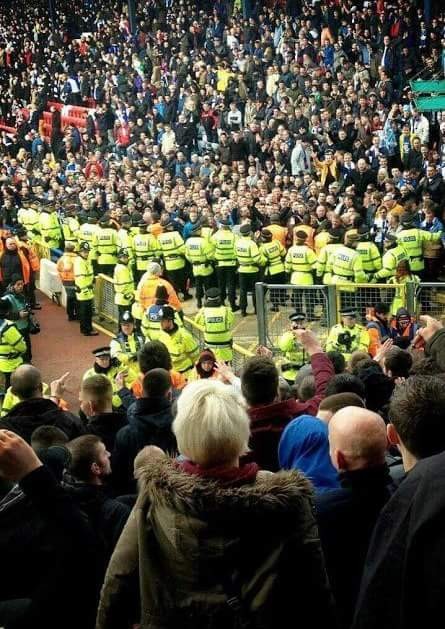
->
xmin=14 ymin=198 xmax=444 ymax=389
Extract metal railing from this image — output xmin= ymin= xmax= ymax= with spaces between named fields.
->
xmin=414 ymin=283 xmax=445 ymax=321
xmin=255 ymin=281 xmax=417 ymax=352
xmin=255 ymin=283 xmax=334 ymax=349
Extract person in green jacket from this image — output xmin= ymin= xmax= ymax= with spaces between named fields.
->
xmin=74 ymin=242 xmax=99 ymax=337
xmin=185 ymin=222 xmax=215 ymax=309
xmin=277 ymin=312 xmax=307 ymax=383
xmin=235 ymin=222 xmax=263 ymax=317
xmin=195 ymin=287 xmax=234 ymax=363
xmin=0 ymin=299 xmax=27 ymax=392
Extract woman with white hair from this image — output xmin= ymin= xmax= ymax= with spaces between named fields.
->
xmin=97 ymin=380 xmax=334 ymax=629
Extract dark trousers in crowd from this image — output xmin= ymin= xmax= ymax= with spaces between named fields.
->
xmin=97 ymin=264 xmax=115 ymax=277
xmin=65 ymin=286 xmax=78 ymax=321
xmin=78 ymin=299 xmax=94 ymax=335
xmin=25 ymin=275 xmax=38 ymax=308
xmin=2 ymin=371 xmax=12 ymax=391
xmin=239 ymin=272 xmax=258 ymax=314
xmin=195 ymin=274 xmax=214 ymax=308
xmin=166 ymin=267 xmax=188 ymax=297
xmin=216 ymin=266 xmax=237 ymax=308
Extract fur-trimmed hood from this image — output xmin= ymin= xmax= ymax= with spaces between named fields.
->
xmin=135 ymin=456 xmax=314 ymax=519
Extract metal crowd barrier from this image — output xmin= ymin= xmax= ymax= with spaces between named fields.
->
xmin=255 ymin=281 xmax=417 ymax=351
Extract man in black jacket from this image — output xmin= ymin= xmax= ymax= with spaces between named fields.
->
xmin=81 ymin=374 xmax=127 ymax=451
xmin=353 ymin=375 xmax=445 ymax=629
xmin=315 ymin=406 xmax=394 ymax=629
xmin=1 ymin=365 xmax=85 ymax=442
xmin=112 ymin=368 xmax=176 ymax=495
xmin=0 ymin=429 xmax=104 ymax=629
xmin=66 ymin=434 xmax=131 ymax=558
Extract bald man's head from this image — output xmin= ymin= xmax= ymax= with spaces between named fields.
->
xmin=11 ymin=364 xmax=43 ymax=400
xmin=329 ymin=407 xmax=388 ymax=472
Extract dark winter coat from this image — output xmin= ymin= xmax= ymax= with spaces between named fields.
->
xmin=112 ymin=397 xmax=176 ymax=495
xmin=353 ymin=451 xmax=445 ymax=629
xmin=96 ymin=457 xmax=335 ymax=629
xmin=315 ymin=464 xmax=395 ymax=629
xmin=1 ymin=397 xmax=86 ymax=442
xmin=85 ymin=411 xmax=127 ymax=452
xmin=0 ymin=466 xmax=104 ymax=629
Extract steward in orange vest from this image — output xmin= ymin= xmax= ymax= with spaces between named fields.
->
xmin=56 ymin=242 xmax=78 ymax=321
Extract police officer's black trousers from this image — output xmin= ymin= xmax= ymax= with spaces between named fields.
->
xmin=195 ymin=274 xmax=214 ymax=307
xmin=267 ymin=272 xmax=286 ymax=307
xmin=65 ymin=286 xmax=78 ymax=320
xmin=78 ymin=299 xmax=94 ymax=334
xmin=166 ymin=268 xmax=187 ymax=296
xmin=216 ymin=267 xmax=237 ymax=308
xmin=239 ymin=272 xmax=258 ymax=314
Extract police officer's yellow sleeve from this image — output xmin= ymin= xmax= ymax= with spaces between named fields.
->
xmin=284 ymin=248 xmax=293 ymax=273
xmin=175 ymin=233 xmax=186 ymax=256
xmin=183 ymin=329 xmax=199 ymax=362
xmin=370 ymin=243 xmax=382 ymax=271
xmin=315 ymin=247 xmax=327 ymax=276
xmin=422 ymin=230 xmax=442 ymax=243
xmin=110 ymin=338 xmax=127 ymax=363
xmin=278 ymin=331 xmax=295 ymax=353
xmin=4 ymin=325 xmax=27 ymax=355
xmin=353 ymin=255 xmax=367 ymax=283
xmin=204 ymin=239 xmax=216 ymax=261
xmin=226 ymin=308 xmax=235 ymax=330
xmin=194 ymin=309 xmax=205 ymax=327
xmin=250 ymin=242 xmax=263 ymax=266
xmin=325 ymin=326 xmax=340 ymax=352
xmin=308 ymin=248 xmax=317 ymax=268
xmin=150 ymin=236 xmax=161 ymax=257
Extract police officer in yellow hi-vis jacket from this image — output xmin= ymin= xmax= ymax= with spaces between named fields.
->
xmin=94 ymin=214 xmax=119 ymax=277
xmin=328 ymin=232 xmax=367 ymax=311
xmin=110 ymin=311 xmax=145 ymax=382
xmin=259 ymin=228 xmax=286 ymax=311
xmin=195 ymin=287 xmax=234 ymax=362
xmin=158 ymin=305 xmax=199 ymax=377
xmin=236 ymin=222 xmax=263 ymax=317
xmin=132 ymin=222 xmax=160 ymax=283
xmin=396 ymin=211 xmax=442 ymax=276
xmin=285 ymin=230 xmax=316 ymax=316
xmin=39 ymin=199 xmax=62 ymax=249
xmin=326 ymin=309 xmax=370 ymax=362
xmin=74 ymin=242 xmax=99 ymax=337
xmin=185 ymin=222 xmax=215 ymax=309
xmin=0 ymin=299 xmax=27 ymax=391
xmin=211 ymin=218 xmax=239 ymax=311
xmin=113 ymin=249 xmax=135 ymax=320
xmin=158 ymin=218 xmax=191 ymax=300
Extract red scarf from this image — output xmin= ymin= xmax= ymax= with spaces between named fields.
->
xmin=179 ymin=460 xmax=259 ymax=487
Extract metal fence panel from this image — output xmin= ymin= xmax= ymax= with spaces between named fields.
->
xmin=415 ymin=283 xmax=445 ymax=320
xmin=94 ymin=274 xmax=119 ymax=325
xmin=334 ymin=283 xmax=407 ymax=323
xmin=256 ymin=283 xmax=331 ymax=351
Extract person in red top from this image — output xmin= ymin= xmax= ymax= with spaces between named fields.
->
xmin=240 ymin=329 xmax=334 ymax=472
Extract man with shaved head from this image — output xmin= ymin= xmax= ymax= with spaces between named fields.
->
xmin=1 ymin=364 xmax=85 ymax=442
xmin=315 ymin=407 xmax=394 ymax=629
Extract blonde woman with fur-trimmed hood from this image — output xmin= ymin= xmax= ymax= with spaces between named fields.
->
xmin=96 ymin=379 xmax=335 ymax=629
